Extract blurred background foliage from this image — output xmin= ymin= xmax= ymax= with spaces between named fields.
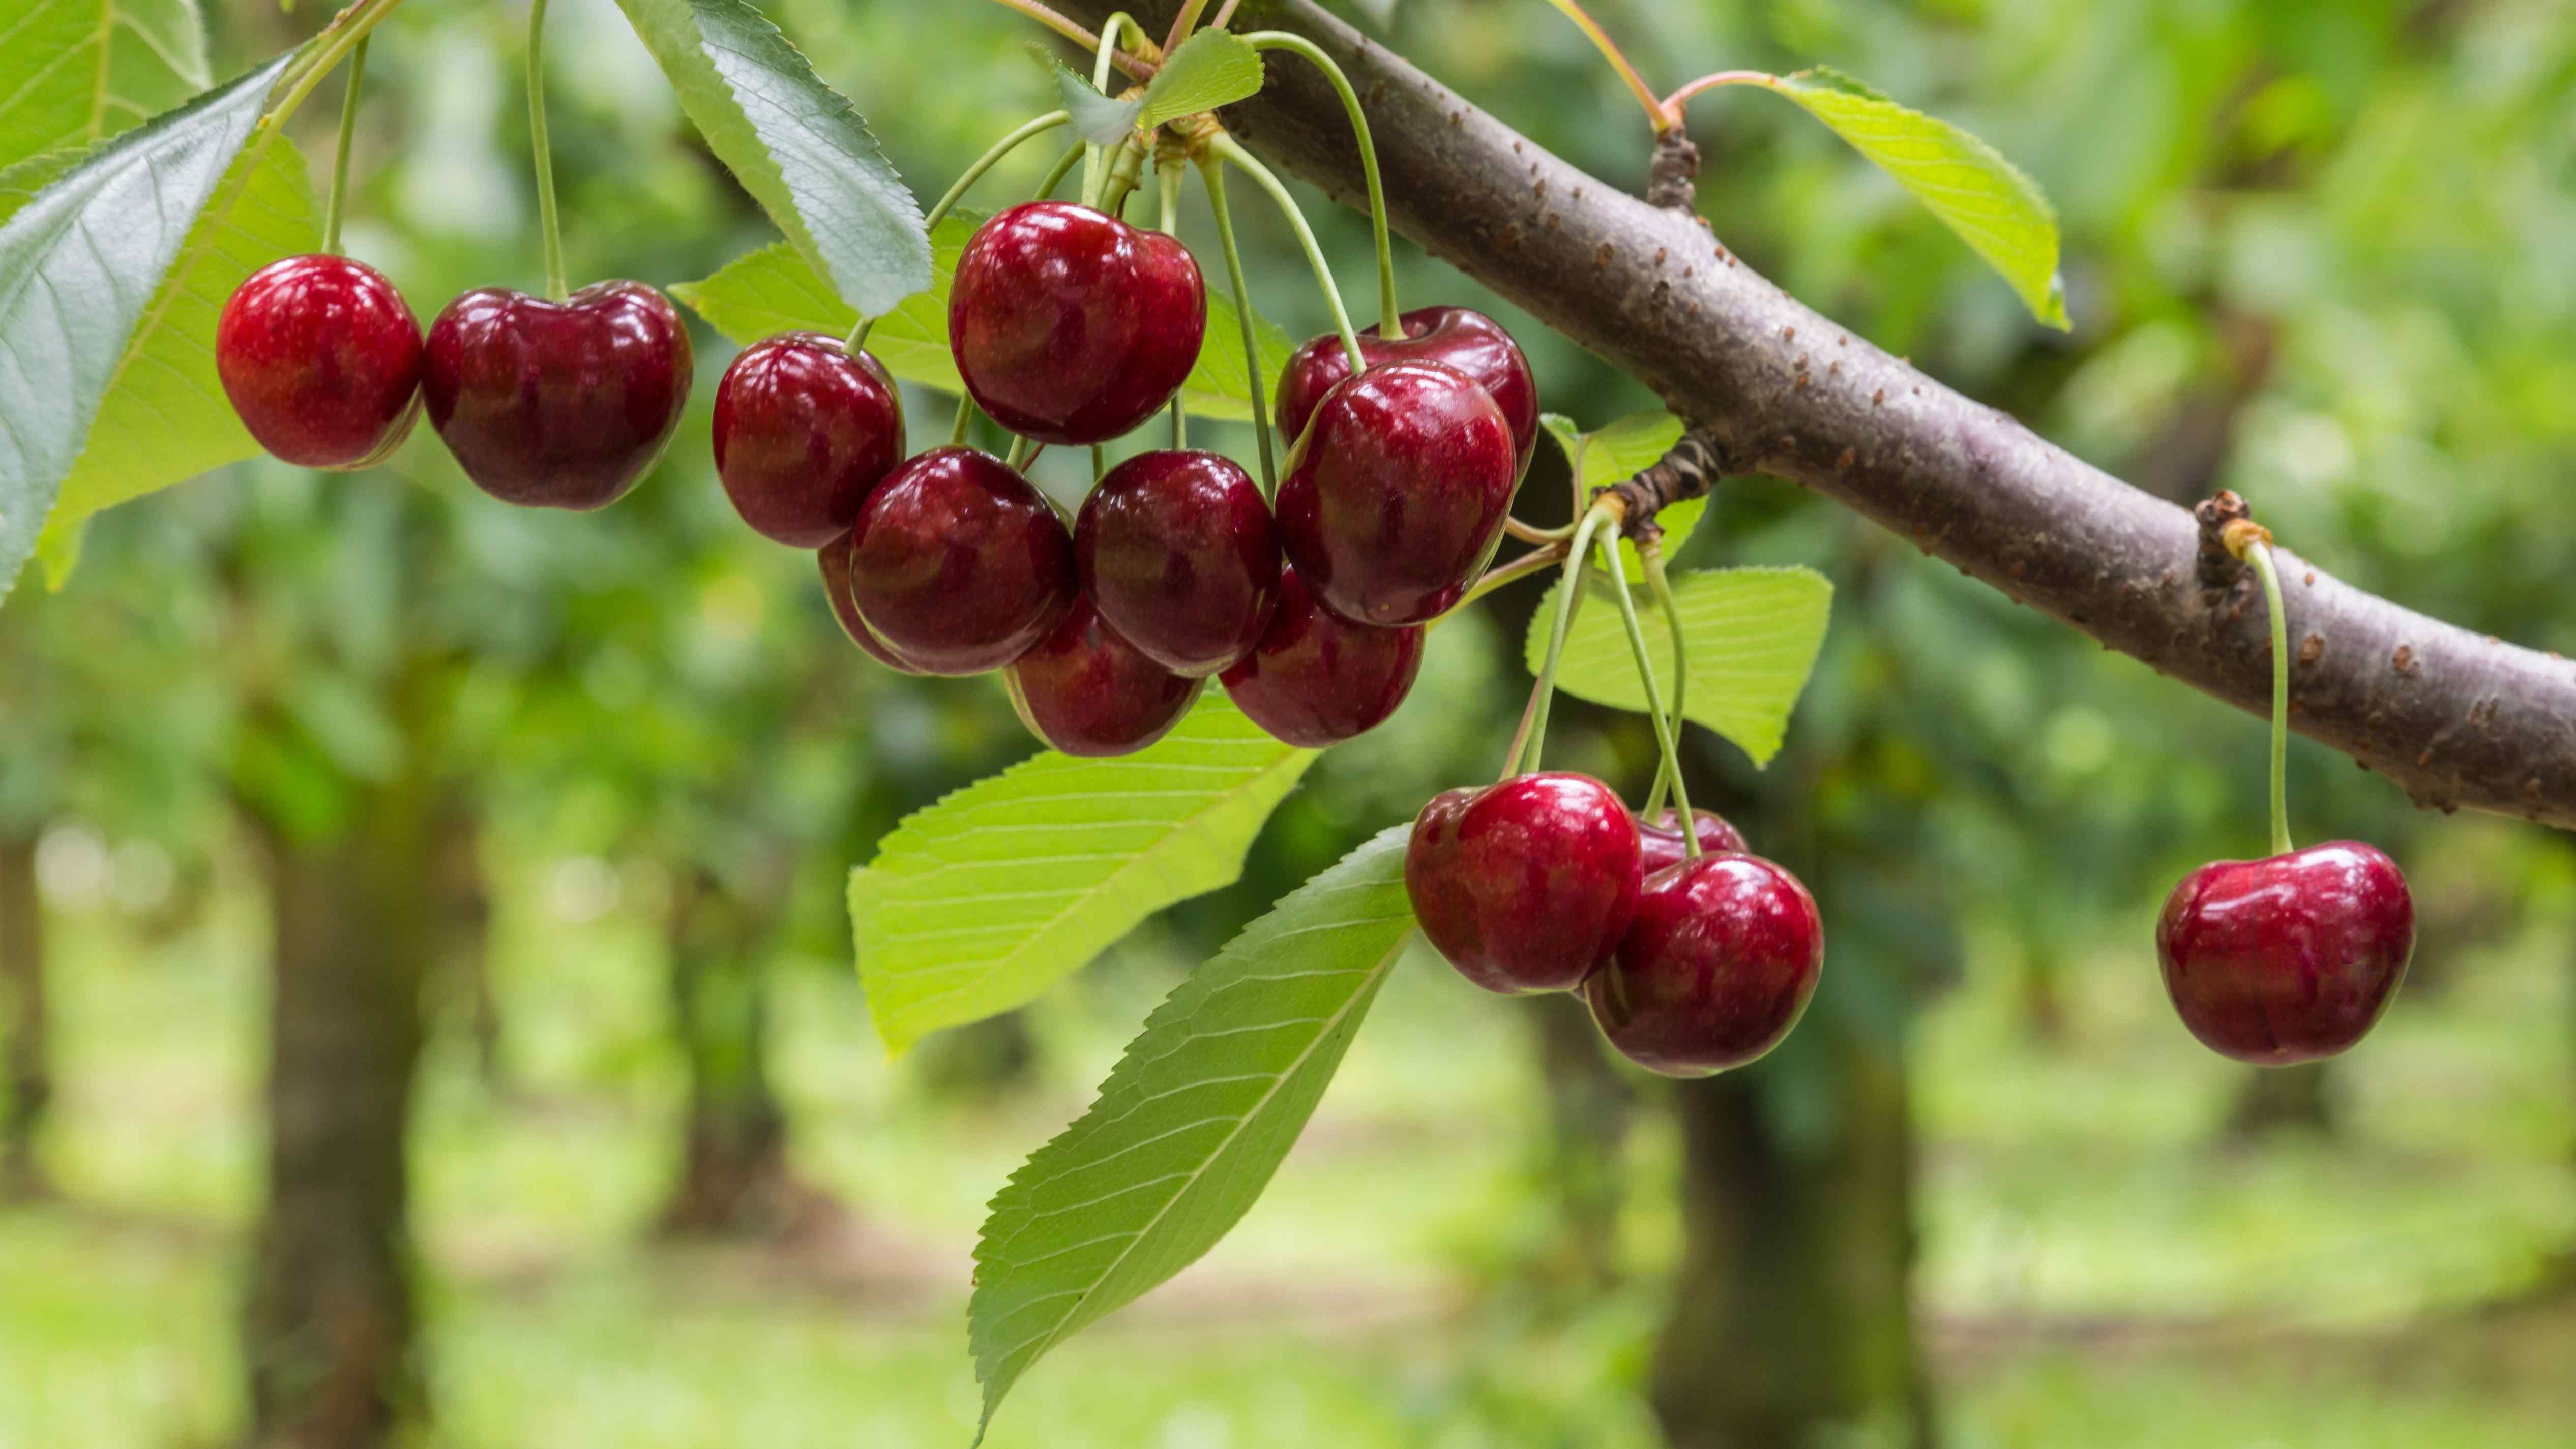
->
xmin=4 ymin=0 xmax=2575 ymax=1444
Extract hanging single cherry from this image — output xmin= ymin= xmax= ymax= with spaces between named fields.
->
xmin=215 ymin=254 xmax=424 ymax=470
xmin=1275 ymin=306 xmax=1539 ymax=472
xmin=948 ymin=201 xmax=1205 ymax=445
xmin=845 ymin=446 xmax=1075 ymax=676
xmin=1639 ymin=807 xmax=1750 ymax=874
xmin=713 ymin=333 xmax=905 ymax=547
xmin=1587 ymin=853 xmax=1823 ymax=1077
xmin=2157 ymin=842 xmax=2413 ymax=1065
xmin=422 ymin=280 xmax=692 ymax=510
xmin=818 ymin=530 xmax=925 ymax=675
xmin=1076 ymin=450 xmax=1279 ymax=678
xmin=1405 ymin=773 xmax=1643 ymax=995
xmin=1220 ymin=565 xmax=1423 ymax=748
xmin=1006 ymin=593 xmax=1204 ymax=757
xmin=1274 ymin=359 xmax=1517 ymax=627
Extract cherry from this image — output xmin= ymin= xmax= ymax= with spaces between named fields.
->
xmin=1220 ymin=565 xmax=1423 ymax=748
xmin=1276 ymin=306 xmax=1539 ymax=472
xmin=1006 ymin=593 xmax=1205 ymax=757
xmin=817 ymin=530 xmax=925 ymax=675
xmin=948 ymin=201 xmax=1205 ymax=445
xmin=215 ymin=254 xmax=424 ymax=470
xmin=2156 ymin=841 xmax=2413 ymax=1066
xmin=1075 ymin=450 xmax=1279 ymax=678
xmin=845 ymin=446 xmax=1075 ymax=676
xmin=1587 ymin=853 xmax=1823 ymax=1077
xmin=1405 ymin=773 xmax=1643 ymax=995
xmin=1639 ymin=808 xmax=1750 ymax=874
xmin=422 ymin=280 xmax=692 ymax=510
xmin=1274 ymin=359 xmax=1517 ymax=626
xmin=713 ymin=333 xmax=905 ymax=547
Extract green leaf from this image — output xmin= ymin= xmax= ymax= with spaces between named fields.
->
xmin=1136 ymin=28 xmax=1264 ymax=129
xmin=1765 ymin=66 xmax=2068 ymax=329
xmin=0 ymin=0 xmax=209 ymax=169
xmin=970 ymin=825 xmax=1416 ymax=1437
xmin=1543 ymin=409 xmax=1708 ymax=575
xmin=611 ymin=0 xmax=929 ymax=318
xmin=1529 ymin=566 xmax=1833 ymax=767
xmin=1051 ymin=59 xmax=1142 ymax=147
xmin=674 ymin=225 xmax=1294 ymax=425
xmin=849 ymin=693 xmax=1315 ymax=1056
xmin=0 ymin=53 xmax=294 ymax=599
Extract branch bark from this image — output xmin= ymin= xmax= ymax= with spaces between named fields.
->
xmin=1070 ymin=0 xmax=2576 ymax=831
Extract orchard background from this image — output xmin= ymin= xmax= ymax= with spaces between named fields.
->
xmin=6 ymin=0 xmax=2576 ymax=1446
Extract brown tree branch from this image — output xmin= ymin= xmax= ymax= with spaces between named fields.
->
xmin=1059 ymin=0 xmax=2576 ymax=830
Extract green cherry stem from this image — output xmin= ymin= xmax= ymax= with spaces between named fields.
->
xmin=1008 ymin=436 xmax=1043 ymax=471
xmin=949 ymin=390 xmax=976 ymax=448
xmin=1160 ymin=0 xmax=1212 ymax=53
xmin=1195 ymin=156 xmax=1277 ymax=495
xmin=526 ymin=0 xmax=567 ymax=301
xmin=927 ymin=110 xmax=1071 ymax=233
xmin=1037 ymin=139 xmax=1086 ymax=199
xmin=1210 ymin=135 xmax=1366 ymax=372
xmin=1542 ymin=0 xmax=1673 ymax=134
xmin=1083 ymin=12 xmax=1144 ymax=204
xmin=1597 ymin=523 xmax=1699 ymax=855
xmin=1507 ymin=506 xmax=1611 ymax=778
xmin=1638 ymin=538 xmax=1689 ymax=826
xmin=320 ymin=37 xmax=368 ymax=254
xmin=1242 ymin=31 xmax=1400 ymax=338
xmin=1454 ymin=540 xmax=1566 ymax=612
xmin=2244 ymin=538 xmax=2295 ymax=857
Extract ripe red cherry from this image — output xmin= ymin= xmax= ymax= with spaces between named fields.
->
xmin=1006 ymin=593 xmax=1205 ymax=757
xmin=713 ymin=333 xmax=905 ymax=547
xmin=215 ymin=254 xmax=424 ymax=469
xmin=1275 ymin=306 xmax=1538 ymax=471
xmin=1274 ymin=359 xmax=1517 ymax=626
xmin=2156 ymin=841 xmax=2413 ymax=1066
xmin=1587 ymin=854 xmax=1823 ymax=1077
xmin=422 ymin=280 xmax=692 ymax=510
xmin=1219 ymin=566 xmax=1423 ymax=748
xmin=845 ymin=446 xmax=1075 ymax=676
xmin=817 ymin=530 xmax=924 ymax=675
xmin=1405 ymin=773 xmax=1643 ymax=995
xmin=1076 ymin=450 xmax=1279 ymax=678
xmin=1639 ymin=808 xmax=1751 ymax=874
xmin=948 ymin=201 xmax=1205 ymax=445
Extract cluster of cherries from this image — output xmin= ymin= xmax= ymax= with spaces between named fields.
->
xmin=1406 ymin=773 xmax=1823 ymax=1076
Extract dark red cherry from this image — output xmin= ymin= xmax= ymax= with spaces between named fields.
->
xmin=1587 ymin=854 xmax=1823 ymax=1077
xmin=1219 ymin=566 xmax=1423 ymax=748
xmin=1274 ymin=359 xmax=1517 ymax=626
xmin=215 ymin=254 xmax=424 ymax=469
xmin=2156 ymin=841 xmax=2413 ymax=1066
xmin=1075 ymin=449 xmax=1279 ymax=678
xmin=1005 ymin=593 xmax=1205 ymax=757
xmin=1405 ymin=773 xmax=1643 ymax=995
xmin=1275 ymin=306 xmax=1539 ymax=472
xmin=713 ymin=333 xmax=905 ymax=547
xmin=422 ymin=280 xmax=692 ymax=510
xmin=845 ymin=446 xmax=1075 ymax=676
xmin=817 ymin=530 xmax=925 ymax=675
xmin=1639 ymin=808 xmax=1751 ymax=874
xmin=948 ymin=201 xmax=1205 ymax=445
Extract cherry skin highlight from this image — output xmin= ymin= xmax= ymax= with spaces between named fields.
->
xmin=948 ymin=201 xmax=1205 ymax=445
xmin=1405 ymin=773 xmax=1644 ymax=994
xmin=423 ymin=280 xmax=692 ymax=510
xmin=2156 ymin=841 xmax=2413 ymax=1066
xmin=713 ymin=333 xmax=905 ymax=547
xmin=1006 ymin=593 xmax=1205 ymax=757
xmin=845 ymin=446 xmax=1075 ymax=676
xmin=1076 ymin=449 xmax=1279 ymax=678
xmin=1275 ymin=305 xmax=1539 ymax=472
xmin=1219 ymin=565 xmax=1423 ymax=748
xmin=1639 ymin=808 xmax=1751 ymax=874
xmin=817 ymin=530 xmax=925 ymax=675
xmin=216 ymin=254 xmax=424 ymax=470
xmin=1587 ymin=853 xmax=1824 ymax=1077
xmin=1274 ymin=359 xmax=1518 ymax=627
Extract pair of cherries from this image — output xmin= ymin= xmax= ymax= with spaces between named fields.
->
xmin=216 ymin=256 xmax=692 ymax=506
xmin=1404 ymin=772 xmax=1823 ymax=1076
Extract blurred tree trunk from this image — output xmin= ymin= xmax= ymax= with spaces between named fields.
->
xmin=2225 ymin=1062 xmax=2336 ymax=1139
xmin=1652 ymin=1027 xmax=1932 ymax=1449
xmin=1530 ymin=991 xmax=1635 ymax=1290
xmin=428 ymin=794 xmax=502 ymax=1090
xmin=0 ymin=830 xmax=50 ymax=1202
xmin=242 ymin=780 xmax=434 ymax=1447
xmin=656 ymin=864 xmax=810 ymax=1238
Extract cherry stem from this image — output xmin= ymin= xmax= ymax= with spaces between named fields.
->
xmin=1639 ymin=539 xmax=1690 ymax=836
xmin=2245 ymin=539 xmax=2295 ymax=856
xmin=1511 ymin=507 xmax=1610 ymax=778
xmin=1195 ymin=156 xmax=1277 ymax=496
xmin=1037 ymin=139 xmax=1086 ymax=199
xmin=1242 ymin=32 xmax=1400 ymax=338
xmin=1504 ymin=517 xmax=1574 ymax=545
xmin=1596 ymin=522 xmax=1698 ymax=855
xmin=928 ymin=110 xmax=1071 ymax=234
xmin=1161 ymin=0 xmax=1212 ymax=54
xmin=1097 ymin=132 xmax=1148 ymax=216
xmin=1456 ymin=540 xmax=1566 ymax=612
xmin=525 ymin=0 xmax=568 ymax=301
xmin=1210 ymin=0 xmax=1242 ymax=29
xmin=1083 ymin=14 xmax=1143 ymax=204
xmin=980 ymin=0 xmax=1113 ymax=62
xmin=949 ymin=391 xmax=976 ymax=448
xmin=261 ymin=0 xmax=406 ymax=135
xmin=1541 ymin=0 xmax=1674 ymax=135
xmin=1008 ymin=436 xmax=1044 ymax=470
xmin=1661 ymin=69 xmax=1773 ymax=118
xmin=1211 ymin=135 xmax=1366 ymax=373
xmin=320 ymin=36 xmax=368 ymax=255
xmin=1092 ymin=444 xmax=1107 ymax=480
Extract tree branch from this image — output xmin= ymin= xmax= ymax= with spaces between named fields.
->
xmin=1069 ymin=0 xmax=2576 ymax=831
